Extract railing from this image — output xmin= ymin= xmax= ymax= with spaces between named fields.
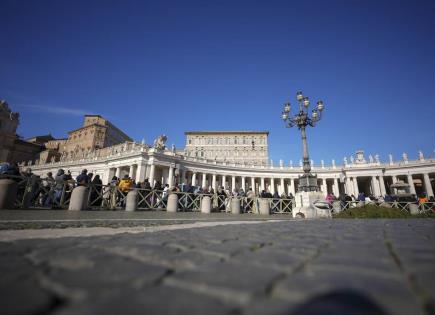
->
xmin=1 ymin=174 xmax=434 ymax=214
xmin=0 ymin=174 xmax=74 ymax=209
xmin=333 ymin=200 xmax=435 ymax=214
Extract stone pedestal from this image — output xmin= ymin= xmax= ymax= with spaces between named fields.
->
xmin=409 ymin=203 xmax=419 ymax=215
xmin=231 ymin=198 xmax=241 ymax=214
xmin=69 ymin=186 xmax=88 ymax=211
xmin=258 ymin=199 xmax=270 ymax=215
xmin=201 ymin=196 xmax=211 ymax=214
xmin=167 ymin=194 xmax=178 ymax=213
xmin=125 ymin=190 xmax=138 ymax=211
xmin=292 ymin=191 xmax=330 ymax=219
xmin=0 ymin=179 xmax=18 ymax=210
xmin=332 ymin=201 xmax=342 ymax=214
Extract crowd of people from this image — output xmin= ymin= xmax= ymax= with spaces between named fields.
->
xmin=1 ymin=164 xmax=434 ymax=211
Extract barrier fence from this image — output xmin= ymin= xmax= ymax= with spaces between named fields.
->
xmin=1 ymin=174 xmax=434 ymax=214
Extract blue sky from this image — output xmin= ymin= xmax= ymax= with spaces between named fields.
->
xmin=1 ymin=0 xmax=434 ymax=165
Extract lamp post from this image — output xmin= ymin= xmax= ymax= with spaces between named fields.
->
xmin=282 ymin=91 xmax=324 ymax=192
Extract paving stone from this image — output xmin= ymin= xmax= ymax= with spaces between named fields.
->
xmin=0 ymin=218 xmax=434 ymax=314
xmin=0 ymin=251 xmax=59 ymax=315
xmin=232 ymin=247 xmax=308 ymax=273
xmin=164 ymin=260 xmax=283 ymax=305
xmin=273 ymin=269 xmax=423 ymax=315
xmin=55 ymin=285 xmax=236 ymax=315
xmin=43 ymin=251 xmax=168 ymax=292
xmin=242 ymin=297 xmax=297 ymax=315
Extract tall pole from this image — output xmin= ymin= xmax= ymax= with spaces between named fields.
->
xmin=281 ymin=91 xmax=324 ymax=192
xmin=301 ymin=126 xmax=311 ymax=174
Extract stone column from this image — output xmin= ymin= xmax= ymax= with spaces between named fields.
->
xmin=149 ymin=164 xmax=156 ymax=188
xmin=321 ymin=178 xmax=327 ymax=195
xmin=129 ymin=164 xmax=137 ymax=180
xmin=125 ymin=190 xmax=138 ymax=211
xmin=231 ymin=176 xmax=236 ymax=191
xmin=241 ymin=177 xmax=246 ymax=192
xmin=222 ymin=175 xmax=226 ymax=189
xmin=353 ymin=177 xmax=359 ymax=196
xmin=270 ymin=178 xmax=275 ymax=194
xmin=68 ymin=186 xmax=88 ymax=211
xmin=0 ymin=179 xmax=18 ymax=210
xmin=346 ymin=178 xmax=353 ymax=195
xmin=181 ymin=169 xmax=186 ymax=185
xmin=280 ymin=178 xmax=285 ymax=195
xmin=167 ymin=194 xmax=178 ymax=212
xmin=168 ymin=166 xmax=174 ymax=187
xmin=333 ymin=178 xmax=339 ymax=196
xmin=135 ymin=163 xmax=147 ymax=183
xmin=392 ymin=175 xmax=397 ymax=184
xmin=261 ymin=178 xmax=265 ymax=192
xmin=102 ymin=169 xmax=112 ymax=185
xmin=201 ymin=196 xmax=211 ymax=213
xmin=407 ymin=174 xmax=416 ymax=195
xmin=192 ymin=173 xmax=197 ymax=187
xmin=290 ymin=178 xmax=295 ymax=195
xmin=371 ymin=176 xmax=380 ymax=197
xmin=423 ymin=173 xmax=434 ymax=197
xmin=115 ymin=167 xmax=121 ymax=178
xmin=251 ymin=177 xmax=255 ymax=192
xmin=202 ymin=173 xmax=207 ymax=188
xmin=212 ymin=174 xmax=217 ymax=191
xmin=379 ymin=175 xmax=386 ymax=196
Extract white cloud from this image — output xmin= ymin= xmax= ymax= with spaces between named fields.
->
xmin=17 ymin=104 xmax=93 ymax=116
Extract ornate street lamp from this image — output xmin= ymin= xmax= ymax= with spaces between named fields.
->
xmin=282 ymin=91 xmax=324 ymax=192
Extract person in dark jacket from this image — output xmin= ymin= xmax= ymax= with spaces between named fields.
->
xmin=5 ymin=162 xmax=20 ymax=176
xmin=90 ymin=175 xmax=103 ymax=206
xmin=54 ymin=169 xmax=66 ymax=205
xmin=76 ymin=169 xmax=89 ymax=186
xmin=272 ymin=191 xmax=280 ymax=212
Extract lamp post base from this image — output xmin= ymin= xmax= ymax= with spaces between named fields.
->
xmin=298 ymin=173 xmax=318 ymax=192
xmin=292 ymin=191 xmax=331 ymax=219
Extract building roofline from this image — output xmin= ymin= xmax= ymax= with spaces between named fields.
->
xmin=185 ymin=131 xmax=269 ymax=135
xmin=105 ymin=120 xmax=133 ymax=141
xmin=84 ymin=114 xmax=103 ymax=118
xmin=81 ymin=115 xmax=132 ymax=141
xmin=25 ymin=134 xmax=54 ymax=140
xmin=67 ymin=124 xmax=107 ymax=135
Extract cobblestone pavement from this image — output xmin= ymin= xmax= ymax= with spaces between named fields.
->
xmin=0 ymin=210 xmax=292 ymax=230
xmin=1 ymin=218 xmax=434 ymax=315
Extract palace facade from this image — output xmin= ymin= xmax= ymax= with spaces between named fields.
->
xmin=0 ymin=101 xmax=44 ymax=163
xmin=184 ymin=131 xmax=269 ymax=166
xmin=23 ymin=140 xmax=435 ymax=199
xmin=0 ymin=104 xmax=132 ymax=165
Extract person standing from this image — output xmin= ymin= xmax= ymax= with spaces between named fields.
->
xmin=76 ymin=169 xmax=90 ymax=186
xmin=54 ymin=169 xmax=66 ymax=206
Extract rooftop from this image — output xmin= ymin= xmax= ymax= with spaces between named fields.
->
xmin=185 ymin=131 xmax=269 ymax=135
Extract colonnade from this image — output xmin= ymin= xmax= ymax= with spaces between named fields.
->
xmin=141 ymin=164 xmax=434 ymax=198
xmin=26 ymin=149 xmax=435 ymax=199
xmin=176 ymin=171 xmax=344 ymax=197
xmin=342 ymin=173 xmax=433 ymax=198
xmin=104 ymin=161 xmax=435 ymax=198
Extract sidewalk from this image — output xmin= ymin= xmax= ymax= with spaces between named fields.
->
xmin=1 ymin=217 xmax=434 ymax=315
